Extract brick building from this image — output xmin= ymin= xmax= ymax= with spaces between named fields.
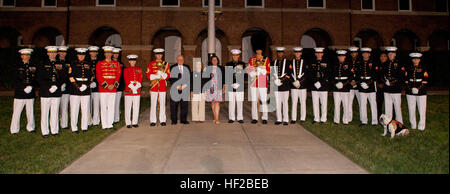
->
xmin=1 ymin=0 xmax=449 ymax=87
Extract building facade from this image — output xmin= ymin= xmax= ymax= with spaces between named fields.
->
xmin=1 ymin=0 xmax=449 ymax=86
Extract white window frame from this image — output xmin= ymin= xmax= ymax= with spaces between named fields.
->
xmin=245 ymin=0 xmax=264 ymax=8
xmin=361 ymin=0 xmax=375 ymax=11
xmin=42 ymin=0 xmax=57 ymax=7
xmin=160 ymin=0 xmax=180 ymax=7
xmin=398 ymin=0 xmax=412 ymax=11
xmin=96 ymin=0 xmax=116 ymax=7
xmin=354 ymin=37 xmax=363 ymax=48
xmin=202 ymin=0 xmax=222 ymax=7
xmin=307 ymin=0 xmax=326 ymax=9
xmin=0 ymin=0 xmax=16 ymax=7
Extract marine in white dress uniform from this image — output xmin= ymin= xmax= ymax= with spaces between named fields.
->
xmin=290 ymin=47 xmax=308 ymax=123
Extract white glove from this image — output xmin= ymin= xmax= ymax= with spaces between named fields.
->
xmin=236 ymin=65 xmax=243 ymax=70
xmin=336 ymin=82 xmax=343 ymax=89
xmin=314 ymin=82 xmax=321 ymax=89
xmin=136 ymin=82 xmax=142 ymax=89
xmin=249 ymin=71 xmax=257 ymax=78
xmin=361 ymin=82 xmax=369 ymax=90
xmin=90 ymin=82 xmax=97 ymax=88
xmin=298 ymin=73 xmax=304 ymax=79
xmin=293 ymin=80 xmax=300 ymax=88
xmin=24 ymin=86 xmax=32 ymax=94
xmin=275 ymin=79 xmax=282 ymax=86
xmin=150 ymin=74 xmax=161 ymax=80
xmin=412 ymin=88 xmax=419 ymax=94
xmin=232 ymin=83 xmax=240 ymax=89
xmin=157 ymin=70 xmax=164 ymax=76
xmin=385 ymin=80 xmax=390 ymax=86
xmin=160 ymin=72 xmax=168 ymax=80
xmin=61 ymin=83 xmax=66 ymax=92
xmin=49 ymin=85 xmax=57 ymax=93
xmin=79 ymin=84 xmax=87 ymax=92
xmin=258 ymin=67 xmax=267 ymax=75
xmin=128 ymin=83 xmax=135 ymax=90
xmin=131 ymin=88 xmax=138 ymax=94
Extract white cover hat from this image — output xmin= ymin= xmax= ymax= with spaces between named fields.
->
xmin=314 ymin=47 xmax=325 ymax=53
xmin=293 ymin=47 xmax=303 ymax=52
xmin=336 ymin=50 xmax=347 ymax=56
xmin=75 ymin=48 xmax=88 ymax=54
xmin=102 ymin=46 xmax=114 ymax=52
xmin=409 ymin=52 xmax=422 ymax=58
xmin=153 ymin=48 xmax=165 ymax=54
xmin=127 ymin=54 xmax=138 ymax=60
xmin=230 ymin=49 xmax=242 ymax=55
xmin=19 ymin=48 xmax=33 ymax=55
xmin=45 ymin=46 xmax=59 ymax=52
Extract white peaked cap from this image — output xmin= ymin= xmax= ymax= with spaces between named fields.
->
xmin=336 ymin=50 xmax=347 ymax=55
xmin=348 ymin=47 xmax=359 ymax=52
xmin=293 ymin=47 xmax=303 ymax=52
xmin=409 ymin=52 xmax=422 ymax=58
xmin=314 ymin=47 xmax=325 ymax=53
xmin=153 ymin=48 xmax=165 ymax=54
xmin=231 ymin=49 xmax=242 ymax=55
xmin=361 ymin=47 xmax=372 ymax=52
xmin=58 ymin=46 xmax=68 ymax=51
xmin=19 ymin=48 xmax=33 ymax=55
xmin=75 ymin=48 xmax=88 ymax=54
xmin=112 ymin=48 xmax=122 ymax=53
xmin=127 ymin=54 xmax=139 ymax=60
xmin=385 ymin=46 xmax=398 ymax=52
xmin=102 ymin=46 xmax=114 ymax=52
xmin=88 ymin=46 xmax=99 ymax=51
xmin=45 ymin=46 xmax=59 ymax=52
xmin=276 ymin=47 xmax=286 ymax=52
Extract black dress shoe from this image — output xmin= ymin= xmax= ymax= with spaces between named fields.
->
xmin=161 ymin=122 xmax=166 ymax=126
xmin=82 ymin=130 xmax=87 ymax=133
xmin=52 ymin=133 xmax=59 ymax=136
xmin=275 ymin=121 xmax=281 ymax=125
xmin=72 ymin=131 xmax=79 ymax=134
xmin=133 ymin=125 xmax=139 ymax=128
xmin=300 ymin=120 xmax=306 ymax=123
xmin=312 ymin=121 xmax=317 ymax=124
xmin=42 ymin=135 xmax=49 ymax=138
xmin=182 ymin=121 xmax=190 ymax=125
xmin=127 ymin=125 xmax=132 ymax=128
xmin=283 ymin=122 xmax=289 ymax=126
xmin=262 ymin=120 xmax=268 ymax=125
xmin=228 ymin=120 xmax=234 ymax=123
xmin=251 ymin=120 xmax=257 ymax=124
xmin=30 ymin=130 xmax=36 ymax=133
xmin=150 ymin=123 xmax=156 ymax=127
xmin=171 ymin=121 xmax=177 ymax=125
xmin=238 ymin=120 xmax=244 ymax=124
xmin=290 ymin=120 xmax=296 ymax=124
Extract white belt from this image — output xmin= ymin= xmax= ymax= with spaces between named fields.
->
xmin=409 ymin=79 xmax=422 ymax=82
xmin=335 ymin=77 xmax=348 ymax=80
xmin=360 ymin=76 xmax=371 ymax=79
xmin=76 ymin=78 xmax=88 ymax=81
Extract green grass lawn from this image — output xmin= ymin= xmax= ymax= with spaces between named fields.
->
xmin=0 ymin=96 xmax=150 ymax=174
xmin=301 ymin=95 xmax=449 ymax=174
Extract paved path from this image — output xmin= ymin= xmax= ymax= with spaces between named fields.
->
xmin=61 ymin=100 xmax=367 ymax=174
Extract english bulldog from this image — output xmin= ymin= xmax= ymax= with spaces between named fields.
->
xmin=379 ymin=114 xmax=410 ymax=139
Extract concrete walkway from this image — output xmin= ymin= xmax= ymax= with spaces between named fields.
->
xmin=61 ymin=102 xmax=367 ymax=174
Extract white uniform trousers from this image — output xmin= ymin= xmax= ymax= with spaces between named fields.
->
xmin=70 ymin=95 xmax=90 ymax=132
xmin=333 ymin=92 xmax=349 ymax=124
xmin=250 ymin=87 xmax=268 ymax=121
xmin=150 ymin=92 xmax=166 ymax=123
xmin=90 ymin=92 xmax=100 ymax=125
xmin=359 ymin=92 xmax=378 ymax=125
xmin=228 ymin=91 xmax=244 ymax=121
xmin=312 ymin=91 xmax=328 ymax=122
xmin=384 ymin=93 xmax=403 ymax=123
xmin=192 ymin=93 xmax=206 ymax=122
xmin=348 ymin=89 xmax=361 ymax=122
xmin=291 ymin=89 xmax=307 ymax=121
xmin=40 ymin=97 xmax=61 ymax=135
xmin=60 ymin=94 xmax=70 ymax=128
xmin=100 ymin=92 xmax=116 ymax=129
xmin=406 ymin=95 xmax=427 ymax=130
xmin=10 ymin=99 xmax=35 ymax=134
xmin=275 ymin=91 xmax=290 ymax=123
xmin=125 ymin=96 xmax=141 ymax=126
xmin=114 ymin=91 xmax=123 ymax=123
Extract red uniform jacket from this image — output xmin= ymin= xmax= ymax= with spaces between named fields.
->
xmin=124 ymin=66 xmax=143 ymax=96
xmin=247 ymin=56 xmax=271 ymax=88
xmin=96 ymin=60 xmax=121 ymax=93
xmin=146 ymin=60 xmax=170 ymax=92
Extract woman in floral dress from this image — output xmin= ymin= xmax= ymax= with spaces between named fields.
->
xmin=205 ymin=56 xmax=225 ymax=124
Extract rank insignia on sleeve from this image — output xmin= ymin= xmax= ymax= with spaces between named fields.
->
xmin=101 ymin=82 xmax=108 ymax=88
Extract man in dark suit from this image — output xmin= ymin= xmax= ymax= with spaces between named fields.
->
xmin=169 ymin=55 xmax=191 ymax=125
